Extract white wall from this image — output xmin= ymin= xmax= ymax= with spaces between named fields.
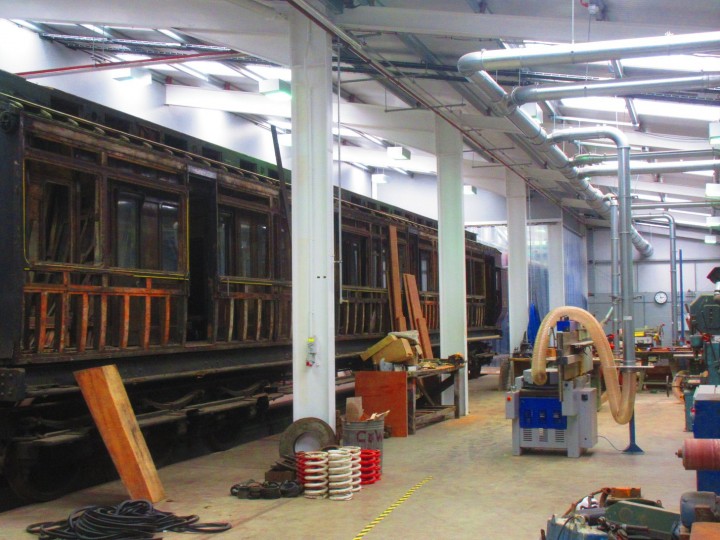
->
xmin=587 ymin=225 xmax=720 ymax=343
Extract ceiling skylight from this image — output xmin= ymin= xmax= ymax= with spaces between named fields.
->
xmin=184 ymin=61 xmax=242 ymax=77
xmin=622 ymin=54 xmax=720 ymax=72
xmin=562 ymin=97 xmax=720 ymax=122
xmin=244 ymin=64 xmax=291 ymax=81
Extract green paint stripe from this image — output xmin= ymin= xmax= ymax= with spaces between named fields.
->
xmin=352 ymin=476 xmax=433 ymax=540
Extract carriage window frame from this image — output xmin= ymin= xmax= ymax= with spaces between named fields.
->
xmin=112 ymin=184 xmax=181 ymax=272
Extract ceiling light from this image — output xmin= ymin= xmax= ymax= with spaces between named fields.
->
xmin=112 ymin=67 xmax=152 ymax=87
xmin=259 ymin=79 xmax=292 ymax=101
xmin=371 ymin=173 xmax=387 ymax=184
xmin=81 ymin=23 xmax=111 ymax=37
xmin=10 ymin=20 xmax=44 ymax=32
xmin=706 ymin=183 xmax=720 ymax=199
xmin=707 ymin=216 xmax=720 ymax=228
xmin=172 ymin=64 xmax=209 ymax=82
xmin=464 ymin=185 xmax=478 ymax=196
xmin=710 ymin=122 xmax=720 ymax=149
xmin=705 ymin=235 xmax=718 ymax=244
xmin=387 ymin=146 xmax=411 ymax=160
xmin=157 ymin=28 xmax=185 ymax=42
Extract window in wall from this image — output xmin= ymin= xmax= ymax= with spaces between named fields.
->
xmin=342 ymin=234 xmax=367 ymax=286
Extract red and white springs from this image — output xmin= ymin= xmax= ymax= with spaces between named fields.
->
xmin=360 ymin=449 xmax=382 ymax=485
xmin=296 ymin=451 xmax=329 ymax=499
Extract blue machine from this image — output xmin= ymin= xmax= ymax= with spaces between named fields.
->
xmin=506 ymin=325 xmax=597 ymax=458
xmin=692 ymin=385 xmax=720 ymax=494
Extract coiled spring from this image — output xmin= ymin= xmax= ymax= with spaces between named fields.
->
xmin=327 ymin=449 xmax=353 ymax=501
xmin=297 ymin=451 xmax=329 ymax=499
xmin=343 ymin=446 xmax=362 ymax=493
xmin=360 ymin=449 xmax=382 ymax=485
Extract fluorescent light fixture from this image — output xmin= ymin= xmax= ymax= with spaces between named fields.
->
xmin=688 ymin=170 xmax=716 ymax=177
xmin=81 ymin=23 xmax=111 ymax=37
xmin=705 ymin=235 xmax=718 ymax=244
xmin=158 ymin=28 xmax=185 ymax=42
xmin=387 ymin=146 xmax=411 ymax=160
xmin=711 ymin=122 xmax=720 ymax=149
xmin=464 ymin=185 xmax=478 ymax=196
xmin=707 ymin=216 xmax=720 ymax=228
xmin=112 ymin=67 xmax=152 ymax=87
xmin=11 ymin=20 xmax=44 ymax=32
xmin=172 ymin=64 xmax=209 ymax=82
xmin=246 ymin=64 xmax=292 ymax=81
xmin=259 ymin=79 xmax=292 ymax=101
xmin=371 ymin=173 xmax=387 ymax=184
xmin=706 ymin=183 xmax=720 ymax=199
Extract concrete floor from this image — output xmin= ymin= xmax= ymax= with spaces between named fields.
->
xmin=1 ymin=373 xmax=695 ymax=540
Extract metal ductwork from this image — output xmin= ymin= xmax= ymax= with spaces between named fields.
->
xmin=459 ymin=69 xmax=654 ymax=257
xmin=578 ymin=159 xmax=720 ymax=177
xmin=458 ymin=31 xmax=720 ymax=72
xmin=632 ymin=213 xmax=679 ymax=346
xmin=509 ymin=73 xmax=720 ymax=106
xmin=548 ymin=127 xmax=638 ymax=366
xmin=573 ymin=149 xmax=719 ymax=166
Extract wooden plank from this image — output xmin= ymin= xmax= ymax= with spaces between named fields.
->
xmin=120 ymin=295 xmax=130 ymax=348
xmin=355 ymin=371 xmax=408 ymax=437
xmin=256 ymin=299 xmax=262 ymax=341
xmin=161 ymin=296 xmax=171 ymax=346
xmin=56 ymin=292 xmax=68 ymax=352
xmin=142 ymin=296 xmax=151 ymax=349
xmin=690 ymin=522 xmax=720 ymax=540
xmin=77 ymin=293 xmax=89 ymax=353
xmin=98 ymin=295 xmax=107 ymax=351
xmin=226 ymin=299 xmax=234 ymax=342
xmin=36 ymin=292 xmax=48 ymax=352
xmin=403 ymin=274 xmax=433 ymax=358
xmin=388 ymin=226 xmax=407 ymax=331
xmin=74 ymin=365 xmax=165 ymax=502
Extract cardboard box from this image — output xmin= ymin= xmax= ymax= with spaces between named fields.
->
xmin=372 ymin=338 xmax=414 ymax=364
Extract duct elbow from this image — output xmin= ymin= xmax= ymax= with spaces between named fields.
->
xmin=458 ymin=51 xmax=485 ymax=76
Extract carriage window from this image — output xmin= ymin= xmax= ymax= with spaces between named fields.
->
xmin=115 ymin=190 xmax=179 ymax=271
xmin=117 ymin=195 xmax=140 ymax=268
xmin=238 ymin=211 xmax=269 ymax=278
xmin=26 ymin=160 xmax=98 ymax=265
xmin=342 ymin=234 xmax=367 ymax=286
xmin=218 ymin=212 xmax=232 ymax=276
xmin=43 ymin=183 xmax=71 ymax=263
xmin=160 ymin=204 xmax=179 ymax=271
xmin=420 ymin=252 xmax=429 ymax=291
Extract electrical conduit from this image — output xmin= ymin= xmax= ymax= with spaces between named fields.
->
xmin=531 ymin=306 xmax=637 ymax=425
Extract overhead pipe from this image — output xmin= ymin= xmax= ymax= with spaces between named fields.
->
xmin=510 ymin=73 xmax=720 ymax=106
xmin=573 ymin=149 xmax=719 ymax=166
xmin=459 ymin=68 xmax=653 ymax=257
xmin=547 ymin=127 xmax=637 ymax=368
xmin=578 ymin=159 xmax=720 ymax=177
xmin=632 ymin=213 xmax=679 ymax=346
xmin=610 ymin=60 xmax=640 ymax=130
xmin=458 ymin=31 xmax=720 ymax=72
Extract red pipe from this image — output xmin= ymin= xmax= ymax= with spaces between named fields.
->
xmin=17 ymin=51 xmax=241 ymax=79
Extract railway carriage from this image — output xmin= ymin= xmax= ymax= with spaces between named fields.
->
xmin=0 ymin=70 xmax=502 ymax=501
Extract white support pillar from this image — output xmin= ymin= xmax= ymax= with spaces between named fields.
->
xmin=547 ymin=222 xmax=565 ymax=310
xmin=507 ymin=172 xmax=529 ymax=353
xmin=435 ymin=116 xmax=469 ymax=414
xmin=290 ymin=11 xmax=336 ymax=429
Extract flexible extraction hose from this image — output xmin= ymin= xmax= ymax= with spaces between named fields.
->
xmin=531 ymin=306 xmax=637 ymax=425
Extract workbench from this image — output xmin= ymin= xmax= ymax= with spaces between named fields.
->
xmin=355 ymin=364 xmax=462 ymax=437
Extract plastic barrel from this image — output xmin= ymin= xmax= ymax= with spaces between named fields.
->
xmin=342 ymin=420 xmax=384 ymax=470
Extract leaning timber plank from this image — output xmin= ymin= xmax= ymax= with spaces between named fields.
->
xmin=74 ymin=365 xmax=165 ymax=502
xmin=388 ymin=226 xmax=407 ymax=331
xmin=403 ymin=274 xmax=433 ymax=358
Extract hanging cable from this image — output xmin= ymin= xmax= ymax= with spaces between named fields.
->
xmin=336 ymin=40 xmax=345 ymax=304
